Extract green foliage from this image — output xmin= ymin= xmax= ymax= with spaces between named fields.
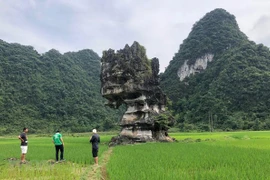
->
xmin=108 ymin=132 xmax=270 ymax=180
xmin=0 ymin=134 xmax=114 ymax=179
xmin=0 ymin=40 xmax=122 ymax=134
xmin=153 ymin=113 xmax=172 ymax=130
xmin=160 ymin=9 xmax=270 ymax=131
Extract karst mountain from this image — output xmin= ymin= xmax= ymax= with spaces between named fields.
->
xmin=161 ymin=8 xmax=270 ymax=131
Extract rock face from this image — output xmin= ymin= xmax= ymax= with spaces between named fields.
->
xmin=100 ymin=42 xmax=174 ymax=144
xmin=177 ymin=54 xmax=214 ymax=81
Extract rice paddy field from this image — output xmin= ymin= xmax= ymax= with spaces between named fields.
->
xmin=0 ymin=133 xmax=113 ymax=180
xmin=1 ymin=131 xmax=270 ymax=179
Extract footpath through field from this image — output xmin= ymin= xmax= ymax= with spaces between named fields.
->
xmin=86 ymin=147 xmax=113 ymax=180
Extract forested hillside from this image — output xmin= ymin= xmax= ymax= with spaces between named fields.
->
xmin=2 ymin=8 xmax=270 ymax=134
xmin=0 ymin=40 xmax=122 ymax=134
xmin=161 ymin=9 xmax=270 ymax=131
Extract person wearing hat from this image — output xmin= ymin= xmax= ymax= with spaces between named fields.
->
xmin=52 ymin=130 xmax=64 ymax=162
xmin=90 ymin=129 xmax=100 ymax=164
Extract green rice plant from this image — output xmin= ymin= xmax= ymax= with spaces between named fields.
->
xmin=0 ymin=134 xmax=114 ymax=179
xmin=3 ymin=131 xmax=270 ymax=179
xmin=107 ymin=131 xmax=270 ymax=180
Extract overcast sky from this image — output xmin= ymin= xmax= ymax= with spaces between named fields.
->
xmin=0 ymin=0 xmax=270 ymax=72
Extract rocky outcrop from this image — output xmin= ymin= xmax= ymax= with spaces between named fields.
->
xmin=100 ymin=41 xmax=174 ymax=144
xmin=177 ymin=54 xmax=214 ymax=81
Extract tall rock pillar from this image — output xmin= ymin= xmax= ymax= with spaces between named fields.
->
xmin=100 ymin=42 xmax=174 ymax=143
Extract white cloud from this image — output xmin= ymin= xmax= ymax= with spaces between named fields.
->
xmin=0 ymin=0 xmax=270 ymax=72
xmin=249 ymin=15 xmax=270 ymax=46
xmin=0 ymin=0 xmax=73 ymax=53
xmin=28 ymin=0 xmax=37 ymax=9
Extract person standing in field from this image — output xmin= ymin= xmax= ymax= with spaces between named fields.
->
xmin=90 ymin=129 xmax=100 ymax=165
xmin=18 ymin=127 xmax=28 ymax=164
xmin=52 ymin=130 xmax=64 ymax=162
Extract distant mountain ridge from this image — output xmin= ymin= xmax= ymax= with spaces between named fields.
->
xmin=0 ymin=39 xmax=121 ymax=134
xmin=161 ymin=8 xmax=270 ymax=131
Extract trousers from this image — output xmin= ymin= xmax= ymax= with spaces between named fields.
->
xmin=55 ymin=145 xmax=64 ymax=161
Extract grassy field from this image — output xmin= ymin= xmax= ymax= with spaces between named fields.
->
xmin=1 ymin=131 xmax=270 ymax=179
xmin=0 ymin=133 xmax=114 ymax=179
xmin=107 ymin=131 xmax=270 ymax=180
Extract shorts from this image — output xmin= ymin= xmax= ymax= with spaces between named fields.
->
xmin=92 ymin=148 xmax=98 ymax=158
xmin=21 ymin=146 xmax=28 ymax=154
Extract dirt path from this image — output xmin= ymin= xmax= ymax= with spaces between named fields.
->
xmin=87 ymin=147 xmax=113 ymax=180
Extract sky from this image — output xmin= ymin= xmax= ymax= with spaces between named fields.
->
xmin=0 ymin=0 xmax=270 ymax=72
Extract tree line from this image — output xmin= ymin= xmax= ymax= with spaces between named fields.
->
xmin=0 ymin=39 xmax=123 ymax=134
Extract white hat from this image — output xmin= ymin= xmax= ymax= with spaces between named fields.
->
xmin=92 ymin=129 xmax=97 ymax=133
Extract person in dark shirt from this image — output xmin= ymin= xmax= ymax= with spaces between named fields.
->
xmin=18 ymin=127 xmax=28 ymax=164
xmin=90 ymin=129 xmax=100 ymax=165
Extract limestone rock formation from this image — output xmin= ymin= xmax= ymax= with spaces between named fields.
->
xmin=177 ymin=54 xmax=214 ymax=81
xmin=100 ymin=41 xmax=174 ymax=144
